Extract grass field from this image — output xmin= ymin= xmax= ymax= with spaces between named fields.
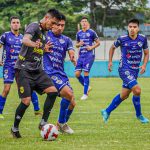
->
xmin=0 ymin=78 xmax=150 ymax=150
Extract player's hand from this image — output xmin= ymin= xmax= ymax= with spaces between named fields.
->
xmin=108 ymin=62 xmax=113 ymax=72
xmin=86 ymin=46 xmax=93 ymax=51
xmin=35 ymin=39 xmax=42 ymax=48
xmin=139 ymin=65 xmax=146 ymax=74
xmin=70 ymin=55 xmax=77 ymax=66
xmin=79 ymin=41 xmax=84 ymax=46
xmin=44 ymin=41 xmax=53 ymax=53
xmin=0 ymin=61 xmax=3 ymax=66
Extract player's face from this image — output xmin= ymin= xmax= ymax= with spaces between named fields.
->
xmin=45 ymin=16 xmax=58 ymax=31
xmin=80 ymin=19 xmax=89 ymax=29
xmin=52 ymin=20 xmax=65 ymax=35
xmin=128 ymin=23 xmax=139 ymax=36
xmin=10 ymin=19 xmax=20 ymax=31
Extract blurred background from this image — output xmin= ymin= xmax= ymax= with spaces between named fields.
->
xmin=0 ymin=0 xmax=150 ymax=77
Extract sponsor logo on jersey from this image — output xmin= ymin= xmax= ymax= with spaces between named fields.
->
xmin=33 ymin=48 xmax=43 ymax=55
xmin=20 ymin=86 xmax=24 ymax=94
xmin=56 ymin=79 xmax=63 ymax=84
xmin=10 ymin=49 xmax=15 ymax=53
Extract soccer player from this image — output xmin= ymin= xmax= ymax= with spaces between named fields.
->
xmin=0 ymin=16 xmax=41 ymax=119
xmin=43 ymin=13 xmax=76 ymax=134
xmin=11 ymin=9 xmax=61 ymax=138
xmin=75 ymin=16 xmax=100 ymax=100
xmin=101 ymin=18 xmax=149 ymax=124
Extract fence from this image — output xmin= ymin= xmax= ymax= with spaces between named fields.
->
xmin=0 ymin=40 xmax=150 ymax=78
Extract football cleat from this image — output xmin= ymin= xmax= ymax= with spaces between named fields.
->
xmin=38 ymin=121 xmax=48 ymax=130
xmin=137 ymin=115 xmax=149 ymax=124
xmin=56 ymin=122 xmax=74 ymax=134
xmin=34 ymin=110 xmax=43 ymax=116
xmin=101 ymin=109 xmax=109 ymax=123
xmin=80 ymin=94 xmax=88 ymax=100
xmin=11 ymin=127 xmax=22 ymax=138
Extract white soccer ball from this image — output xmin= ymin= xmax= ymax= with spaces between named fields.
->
xmin=40 ymin=124 xmax=58 ymax=141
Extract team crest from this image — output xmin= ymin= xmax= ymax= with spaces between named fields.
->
xmin=20 ymin=86 xmax=24 ymax=94
xmin=4 ymin=69 xmax=8 ymax=74
xmin=59 ymin=39 xmax=65 ymax=44
xmin=138 ymin=42 xmax=142 ymax=47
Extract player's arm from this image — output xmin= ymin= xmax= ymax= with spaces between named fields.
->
xmin=0 ymin=44 xmax=3 ymax=66
xmin=86 ymin=38 xmax=100 ymax=51
xmin=22 ymin=34 xmax=42 ymax=48
xmin=76 ymin=41 xmax=84 ymax=48
xmin=108 ymin=44 xmax=116 ymax=72
xmin=68 ymin=50 xmax=76 ymax=66
xmin=139 ymin=49 xmax=149 ymax=74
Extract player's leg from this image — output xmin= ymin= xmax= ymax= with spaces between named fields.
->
xmin=81 ymin=55 xmax=94 ymax=100
xmin=57 ymin=85 xmax=75 ymax=134
xmin=11 ymin=70 xmax=32 ymax=138
xmin=31 ymin=91 xmax=42 ymax=116
xmin=11 ymin=97 xmax=31 ymax=138
xmin=37 ymin=71 xmax=58 ymax=129
xmin=75 ymin=70 xmax=84 ymax=86
xmin=131 ymin=84 xmax=149 ymax=123
xmin=80 ymin=71 xmax=89 ymax=100
xmin=75 ymin=57 xmax=84 ymax=86
xmin=101 ymin=88 xmax=131 ymax=123
xmin=0 ymin=67 xmax=14 ymax=119
xmin=0 ymin=84 xmax=11 ymax=119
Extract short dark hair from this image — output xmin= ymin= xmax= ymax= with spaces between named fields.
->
xmin=81 ymin=16 xmax=88 ymax=21
xmin=10 ymin=16 xmax=20 ymax=22
xmin=47 ymin=8 xmax=61 ymax=20
xmin=60 ymin=13 xmax=66 ymax=21
xmin=128 ymin=18 xmax=139 ymax=26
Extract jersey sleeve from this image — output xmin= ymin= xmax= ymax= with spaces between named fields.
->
xmin=76 ymin=32 xmax=80 ymax=42
xmin=114 ymin=37 xmax=121 ymax=48
xmin=25 ymin=23 xmax=39 ymax=37
xmin=0 ymin=33 xmax=6 ymax=45
xmin=143 ymin=37 xmax=149 ymax=50
xmin=92 ymin=30 xmax=99 ymax=41
xmin=67 ymin=38 xmax=74 ymax=51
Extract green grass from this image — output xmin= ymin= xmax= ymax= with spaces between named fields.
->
xmin=0 ymin=78 xmax=150 ymax=150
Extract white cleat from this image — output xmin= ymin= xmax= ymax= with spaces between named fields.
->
xmin=56 ymin=122 xmax=74 ymax=134
xmin=80 ymin=94 xmax=88 ymax=100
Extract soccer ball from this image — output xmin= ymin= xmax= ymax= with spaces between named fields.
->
xmin=40 ymin=124 xmax=58 ymax=141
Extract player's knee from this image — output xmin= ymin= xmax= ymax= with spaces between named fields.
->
xmin=21 ymin=97 xmax=31 ymax=106
xmin=122 ymin=95 xmax=129 ymax=100
xmin=75 ymin=71 xmax=80 ymax=78
xmin=66 ymin=91 xmax=74 ymax=101
xmin=133 ymin=87 xmax=141 ymax=96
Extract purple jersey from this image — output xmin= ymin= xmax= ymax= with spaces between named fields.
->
xmin=43 ymin=31 xmax=74 ymax=76
xmin=114 ymin=34 xmax=149 ymax=72
xmin=0 ymin=31 xmax=23 ymax=67
xmin=76 ymin=29 xmax=99 ymax=56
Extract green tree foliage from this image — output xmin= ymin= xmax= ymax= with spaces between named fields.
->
xmin=0 ymin=0 xmax=149 ymax=37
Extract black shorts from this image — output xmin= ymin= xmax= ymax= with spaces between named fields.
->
xmin=15 ymin=69 xmax=54 ymax=98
